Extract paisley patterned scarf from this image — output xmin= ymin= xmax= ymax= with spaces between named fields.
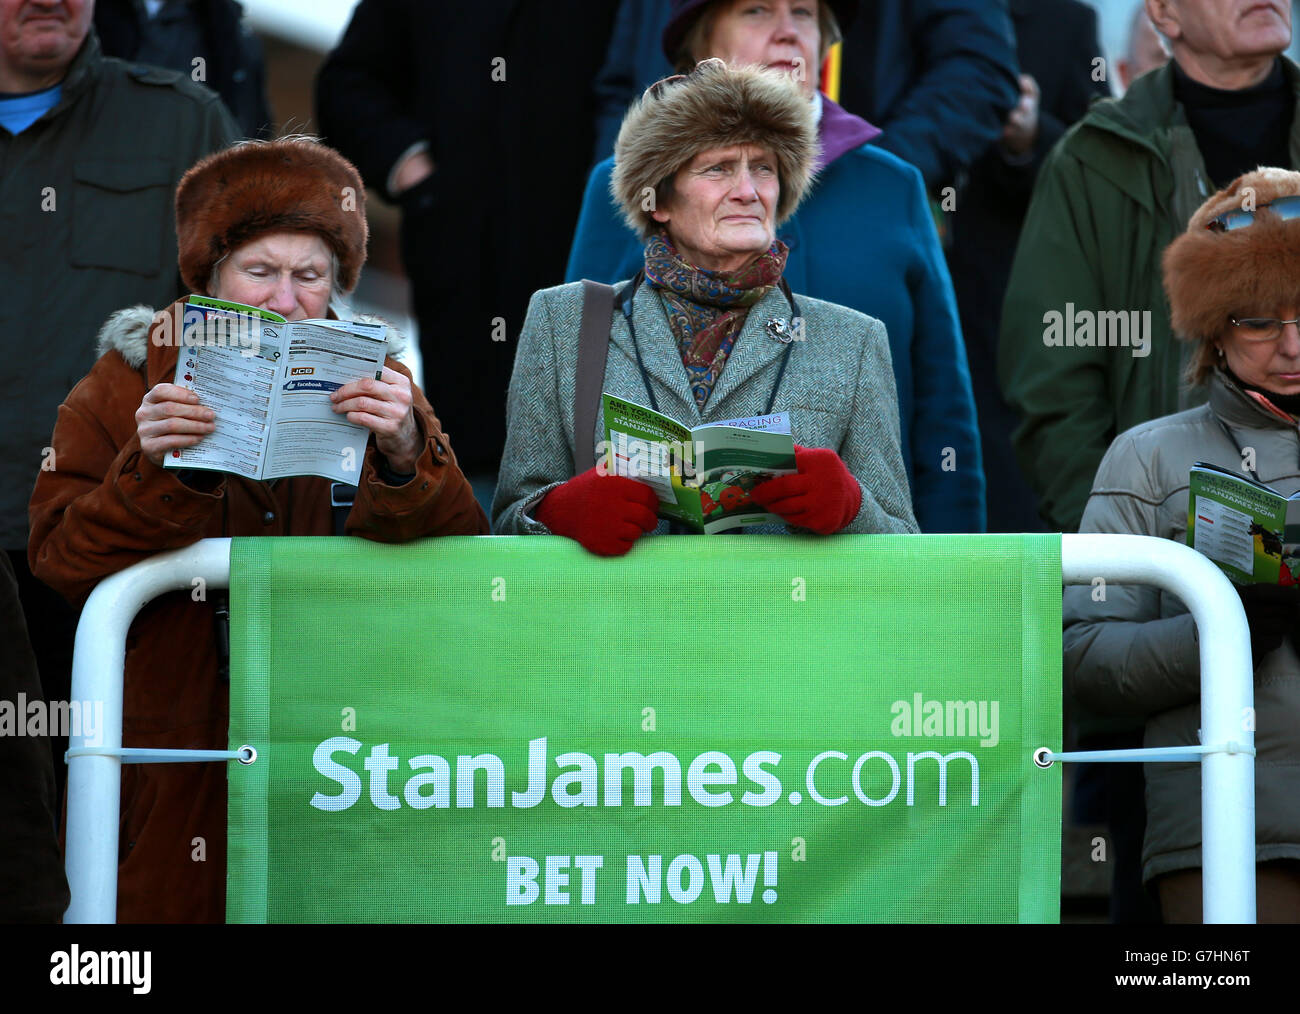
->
xmin=643 ymin=229 xmax=788 ymax=410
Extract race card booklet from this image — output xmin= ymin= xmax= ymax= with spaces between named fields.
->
xmin=601 ymin=392 xmax=797 ymax=533
xmin=1188 ymin=461 xmax=1300 ymax=585
xmin=164 ymin=295 xmax=389 ymax=484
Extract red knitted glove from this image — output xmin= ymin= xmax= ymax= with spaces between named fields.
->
xmin=750 ymin=445 xmax=862 ymax=535
xmin=535 ymin=466 xmax=659 ymax=556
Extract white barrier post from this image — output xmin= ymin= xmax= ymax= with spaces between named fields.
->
xmin=63 ymin=534 xmax=1255 ymax=923
xmin=63 ymin=539 xmax=232 ymax=924
xmin=1062 ymin=533 xmax=1255 ymax=923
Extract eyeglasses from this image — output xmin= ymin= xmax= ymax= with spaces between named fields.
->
xmin=1229 ymin=316 xmax=1300 ymax=342
xmin=1207 ymin=195 xmax=1300 ymax=232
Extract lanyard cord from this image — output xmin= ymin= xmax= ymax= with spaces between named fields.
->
xmin=617 ymin=271 xmax=659 ymax=413
xmin=617 ymin=269 xmax=799 ymax=416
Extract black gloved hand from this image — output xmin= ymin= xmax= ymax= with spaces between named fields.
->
xmin=1237 ymin=584 xmax=1299 ymax=669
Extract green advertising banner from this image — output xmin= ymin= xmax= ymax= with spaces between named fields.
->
xmin=226 ymin=534 xmax=1062 ymax=923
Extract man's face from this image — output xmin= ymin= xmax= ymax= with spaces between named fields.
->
xmin=0 ymin=1 xmax=92 ymax=87
xmin=1158 ymin=0 xmax=1290 ymax=62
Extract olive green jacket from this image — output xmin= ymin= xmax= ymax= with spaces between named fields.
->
xmin=997 ymin=58 xmax=1300 ymax=534
xmin=0 ymin=30 xmax=237 ymax=549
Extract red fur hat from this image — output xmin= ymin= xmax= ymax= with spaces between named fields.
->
xmin=175 ymin=137 xmax=368 ymax=294
xmin=1163 ymin=167 xmax=1300 ymax=349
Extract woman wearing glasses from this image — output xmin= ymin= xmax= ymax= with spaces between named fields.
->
xmin=1064 ymin=167 xmax=1300 ymax=922
xmin=565 ymin=0 xmax=984 ymax=536
xmin=493 ymin=60 xmax=916 ymax=552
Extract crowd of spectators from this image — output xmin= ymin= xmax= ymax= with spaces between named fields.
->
xmin=4 ymin=0 xmax=1297 ymax=925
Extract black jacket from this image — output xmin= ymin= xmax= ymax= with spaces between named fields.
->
xmin=945 ymin=0 xmax=1109 ymax=531
xmin=315 ymin=0 xmax=617 ymax=474
xmin=0 ymin=553 xmax=70 ymax=923
xmin=94 ymin=0 xmax=272 ymax=139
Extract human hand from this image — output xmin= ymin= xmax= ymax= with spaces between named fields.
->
xmin=136 ymin=383 xmax=216 ymax=467
xmin=392 ymin=150 xmax=435 ymax=194
xmin=750 ymin=445 xmax=862 ymax=535
xmin=1000 ymin=74 xmax=1040 ymax=157
xmin=331 ymin=366 xmax=421 ymax=473
xmin=535 ymin=465 xmax=658 ymax=556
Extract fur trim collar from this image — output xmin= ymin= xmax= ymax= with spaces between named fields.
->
xmin=96 ymin=305 xmax=156 ymax=369
xmin=96 ymin=305 xmax=409 ymax=370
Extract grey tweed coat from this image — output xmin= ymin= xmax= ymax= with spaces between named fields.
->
xmin=492 ymin=279 xmax=918 ymax=536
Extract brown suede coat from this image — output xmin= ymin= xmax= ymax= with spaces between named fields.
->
xmin=28 ymin=297 xmax=488 ymax=922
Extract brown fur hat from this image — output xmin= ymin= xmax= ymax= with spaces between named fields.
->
xmin=611 ymin=59 xmax=817 ymax=239
xmin=1163 ymin=167 xmax=1300 ymax=382
xmin=175 ymin=136 xmax=368 ymax=294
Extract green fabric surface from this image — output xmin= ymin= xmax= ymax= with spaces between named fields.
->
xmin=227 ymin=534 xmax=1062 ymax=923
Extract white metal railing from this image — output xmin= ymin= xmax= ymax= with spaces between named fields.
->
xmin=63 ymin=539 xmax=231 ymax=925
xmin=1057 ymin=533 xmax=1254 ymax=923
xmin=62 ymin=534 xmax=1255 ymax=923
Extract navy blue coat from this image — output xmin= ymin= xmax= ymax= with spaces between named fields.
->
xmin=589 ymin=0 xmax=1019 ymax=192
xmin=840 ymin=0 xmax=1019 ymax=191
xmin=565 ymin=140 xmax=985 ymax=534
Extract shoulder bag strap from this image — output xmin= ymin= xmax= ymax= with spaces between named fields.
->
xmin=575 ymin=279 xmax=616 ymax=475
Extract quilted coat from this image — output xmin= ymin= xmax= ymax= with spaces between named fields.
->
xmin=1063 ymin=369 xmax=1300 ymax=882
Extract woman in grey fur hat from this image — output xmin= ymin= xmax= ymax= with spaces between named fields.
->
xmin=493 ymin=60 xmax=916 ymax=553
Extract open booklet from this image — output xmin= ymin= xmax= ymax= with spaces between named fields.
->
xmin=164 ymin=295 xmax=389 ymax=484
xmin=601 ymin=393 xmax=796 ymax=533
xmin=1188 ymin=461 xmax=1300 ymax=585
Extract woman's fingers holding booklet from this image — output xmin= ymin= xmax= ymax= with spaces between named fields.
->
xmin=136 ymin=383 xmax=216 ymax=466
xmin=331 ymin=366 xmax=420 ymax=473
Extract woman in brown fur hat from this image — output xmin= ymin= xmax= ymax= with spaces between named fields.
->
xmin=1064 ymin=167 xmax=1300 ymax=922
xmin=28 ymin=136 xmax=488 ymax=922
xmin=494 ymin=60 xmax=916 ymax=550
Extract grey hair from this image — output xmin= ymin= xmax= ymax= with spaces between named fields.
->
xmin=229 ymin=130 xmax=324 ymax=151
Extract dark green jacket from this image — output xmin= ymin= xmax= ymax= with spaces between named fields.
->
xmin=998 ymin=58 xmax=1300 ymax=533
xmin=0 ymin=29 xmax=236 ymax=550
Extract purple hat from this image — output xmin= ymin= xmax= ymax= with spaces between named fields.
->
xmin=662 ymin=0 xmax=859 ymax=64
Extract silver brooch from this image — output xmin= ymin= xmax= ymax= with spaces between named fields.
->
xmin=765 ymin=317 xmax=793 ymax=343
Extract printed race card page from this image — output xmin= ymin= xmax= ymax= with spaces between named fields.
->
xmin=1188 ymin=461 xmax=1300 ymax=585
xmin=601 ymin=393 xmax=796 ymax=533
xmin=165 ymin=296 xmax=389 ymax=485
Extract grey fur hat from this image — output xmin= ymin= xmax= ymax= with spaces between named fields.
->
xmin=611 ymin=59 xmax=817 ymax=239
